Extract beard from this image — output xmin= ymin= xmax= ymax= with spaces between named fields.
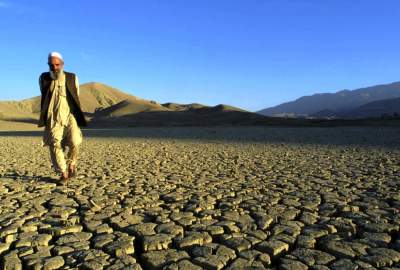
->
xmin=50 ymin=69 xmax=63 ymax=80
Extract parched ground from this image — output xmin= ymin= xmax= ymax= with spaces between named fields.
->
xmin=0 ymin=127 xmax=399 ymax=270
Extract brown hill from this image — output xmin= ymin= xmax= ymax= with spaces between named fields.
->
xmin=195 ymin=104 xmax=247 ymax=113
xmin=93 ymin=99 xmax=170 ymax=118
xmin=0 ymin=82 xmax=138 ymax=121
xmin=79 ymin=82 xmax=138 ymax=113
xmin=161 ymin=102 xmax=208 ymax=111
xmin=0 ymin=96 xmax=40 ymax=121
xmin=90 ymin=103 xmax=266 ymax=127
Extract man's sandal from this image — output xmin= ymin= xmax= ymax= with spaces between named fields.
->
xmin=68 ymin=165 xmax=77 ymax=178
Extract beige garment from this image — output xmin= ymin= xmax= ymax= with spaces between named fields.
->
xmin=46 ymin=115 xmax=82 ymax=173
xmin=42 ymin=71 xmax=82 ymax=173
xmin=49 ymin=72 xmax=70 ymax=126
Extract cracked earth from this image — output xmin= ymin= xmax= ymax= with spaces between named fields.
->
xmin=0 ymin=127 xmax=399 ymax=269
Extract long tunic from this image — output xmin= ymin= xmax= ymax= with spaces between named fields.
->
xmin=40 ymin=71 xmax=80 ymax=146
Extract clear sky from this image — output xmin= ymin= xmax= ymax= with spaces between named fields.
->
xmin=0 ymin=0 xmax=399 ymax=111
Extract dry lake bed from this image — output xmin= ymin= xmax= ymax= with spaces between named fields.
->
xmin=0 ymin=127 xmax=399 ymax=270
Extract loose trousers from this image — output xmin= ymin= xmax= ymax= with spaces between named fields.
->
xmin=45 ymin=115 xmax=82 ymax=173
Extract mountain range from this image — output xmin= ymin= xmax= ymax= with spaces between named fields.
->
xmin=1 ymin=80 xmax=399 ymax=129
xmin=258 ymin=81 xmax=400 ymax=119
xmin=0 ymin=82 xmax=267 ymax=127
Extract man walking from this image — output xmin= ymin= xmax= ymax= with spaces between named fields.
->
xmin=38 ymin=52 xmax=87 ymax=182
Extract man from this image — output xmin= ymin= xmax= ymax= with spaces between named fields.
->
xmin=38 ymin=52 xmax=87 ymax=182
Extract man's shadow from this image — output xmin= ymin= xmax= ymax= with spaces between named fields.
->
xmin=1 ymin=172 xmax=59 ymax=184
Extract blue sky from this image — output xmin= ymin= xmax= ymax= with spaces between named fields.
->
xmin=0 ymin=0 xmax=399 ymax=111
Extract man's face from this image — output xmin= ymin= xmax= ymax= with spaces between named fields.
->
xmin=48 ymin=57 xmax=64 ymax=73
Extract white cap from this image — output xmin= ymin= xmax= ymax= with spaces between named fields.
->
xmin=48 ymin=51 xmax=63 ymax=61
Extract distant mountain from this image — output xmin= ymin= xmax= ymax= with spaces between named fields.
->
xmin=258 ymin=81 xmax=400 ymax=117
xmin=91 ymin=103 xmax=265 ymax=127
xmin=339 ymin=97 xmax=400 ymax=118
xmin=310 ymin=109 xmax=338 ymax=119
xmin=93 ymin=99 xmax=169 ymax=118
xmin=161 ymin=102 xmax=207 ymax=111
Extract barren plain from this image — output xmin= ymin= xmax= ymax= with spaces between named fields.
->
xmin=0 ymin=127 xmax=399 ymax=269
